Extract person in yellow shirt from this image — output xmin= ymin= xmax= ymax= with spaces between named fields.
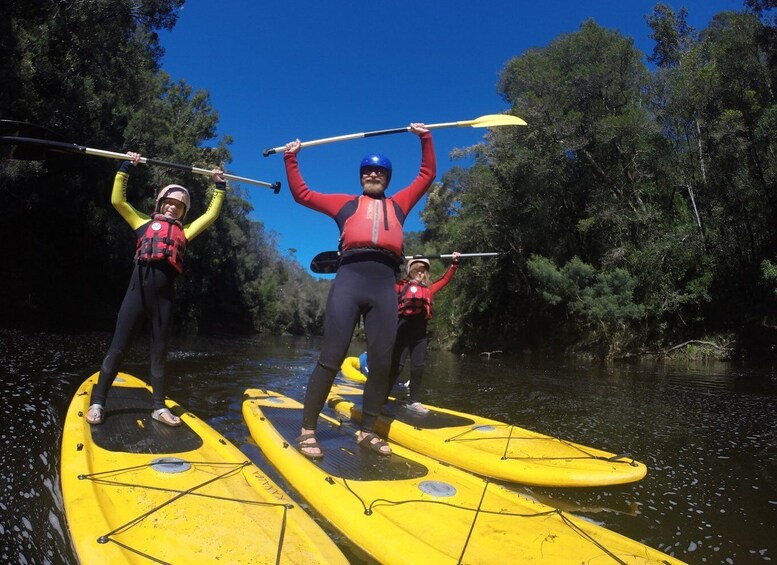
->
xmin=86 ymin=151 xmax=226 ymax=426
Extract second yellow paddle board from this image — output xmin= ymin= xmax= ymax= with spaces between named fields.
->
xmin=243 ymin=388 xmax=683 ymax=565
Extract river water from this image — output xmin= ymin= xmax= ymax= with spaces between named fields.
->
xmin=1 ymin=329 xmax=776 ymax=564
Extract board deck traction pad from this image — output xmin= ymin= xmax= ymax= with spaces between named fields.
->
xmin=259 ymin=398 xmax=427 ymax=481
xmin=87 ymin=386 xmax=202 ymax=452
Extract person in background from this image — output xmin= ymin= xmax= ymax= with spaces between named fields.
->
xmin=283 ymin=123 xmax=436 ymax=458
xmin=387 ymin=252 xmax=461 ymax=414
xmin=86 ymin=152 xmax=226 ymax=427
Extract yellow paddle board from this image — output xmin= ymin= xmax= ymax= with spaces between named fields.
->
xmin=338 ymin=357 xmax=647 ymax=487
xmin=243 ymin=388 xmax=684 ymax=565
xmin=61 ymin=372 xmax=347 ymax=564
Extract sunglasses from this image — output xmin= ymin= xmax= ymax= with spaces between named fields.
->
xmin=361 ymin=167 xmax=388 ymax=177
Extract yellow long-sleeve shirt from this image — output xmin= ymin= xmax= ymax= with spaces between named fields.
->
xmin=111 ymin=170 xmax=225 ymax=241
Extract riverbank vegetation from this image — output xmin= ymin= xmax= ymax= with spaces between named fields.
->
xmin=3 ymin=1 xmax=777 ymax=359
xmin=418 ymin=1 xmax=777 ymax=360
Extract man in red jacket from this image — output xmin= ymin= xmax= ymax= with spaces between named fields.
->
xmin=283 ymin=123 xmax=436 ymax=458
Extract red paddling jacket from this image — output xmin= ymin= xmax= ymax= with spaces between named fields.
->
xmin=284 ymin=132 xmax=436 ymax=263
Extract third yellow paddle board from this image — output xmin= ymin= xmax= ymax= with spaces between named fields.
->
xmin=338 ymin=356 xmax=647 ymax=487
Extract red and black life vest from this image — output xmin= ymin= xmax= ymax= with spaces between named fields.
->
xmin=135 ymin=214 xmax=187 ymax=273
xmin=398 ymin=281 xmax=433 ymax=319
xmin=340 ymin=196 xmax=403 ymax=256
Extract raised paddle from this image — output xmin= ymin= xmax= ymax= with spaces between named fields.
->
xmin=262 ymin=113 xmax=527 ymax=156
xmin=310 ymin=250 xmax=500 ymax=274
xmin=0 ymin=121 xmax=282 ymax=192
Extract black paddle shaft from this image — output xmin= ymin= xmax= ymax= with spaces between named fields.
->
xmin=1 ymin=134 xmax=282 ymax=192
xmin=309 ymin=251 xmax=500 ymax=274
xmin=1 ymin=136 xmax=193 ymax=173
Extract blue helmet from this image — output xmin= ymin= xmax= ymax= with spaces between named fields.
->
xmin=360 ymin=153 xmax=392 ymax=182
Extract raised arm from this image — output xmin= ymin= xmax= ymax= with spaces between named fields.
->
xmin=390 ymin=125 xmax=436 ymax=215
xmin=284 ymin=140 xmax=354 ymax=216
xmin=184 ymin=169 xmax=227 ymax=241
xmin=111 ymin=151 xmax=148 ymax=230
xmin=430 ymin=252 xmax=461 ymax=295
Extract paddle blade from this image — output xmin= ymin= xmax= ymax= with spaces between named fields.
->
xmin=310 ymin=251 xmax=341 ymax=274
xmin=0 ymin=120 xmax=66 ymax=160
xmin=466 ymin=114 xmax=527 ymax=128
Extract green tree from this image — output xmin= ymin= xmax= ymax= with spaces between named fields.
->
xmin=662 ymin=9 xmax=777 ymax=337
xmin=527 ymin=255 xmax=644 ymax=357
xmin=647 ymin=3 xmax=696 ymax=68
xmin=421 ymin=19 xmax=715 ymax=356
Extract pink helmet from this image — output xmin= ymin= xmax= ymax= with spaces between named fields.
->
xmin=406 ymin=258 xmax=431 ymax=275
xmin=155 ymin=184 xmax=191 ymax=217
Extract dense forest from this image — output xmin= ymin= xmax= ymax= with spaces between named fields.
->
xmin=3 ymin=0 xmax=777 ymax=359
xmin=0 ymin=0 xmax=330 ymax=336
xmin=421 ymin=0 xmax=777 ymax=359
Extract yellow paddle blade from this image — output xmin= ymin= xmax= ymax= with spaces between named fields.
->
xmin=464 ymin=114 xmax=528 ymax=128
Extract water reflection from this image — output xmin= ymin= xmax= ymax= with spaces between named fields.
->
xmin=1 ymin=329 xmax=776 ymax=564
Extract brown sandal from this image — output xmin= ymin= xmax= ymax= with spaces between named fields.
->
xmin=296 ymin=433 xmax=324 ymax=460
xmin=357 ymin=432 xmax=391 ymax=456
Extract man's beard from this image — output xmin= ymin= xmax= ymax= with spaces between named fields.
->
xmin=362 ymin=181 xmax=386 ymax=196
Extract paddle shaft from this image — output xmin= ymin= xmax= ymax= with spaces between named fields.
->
xmin=405 ymin=252 xmax=499 ymax=260
xmin=309 ymin=250 xmax=500 ymax=274
xmin=1 ymin=136 xmax=282 ymax=192
xmin=262 ymin=117 xmax=511 ymax=156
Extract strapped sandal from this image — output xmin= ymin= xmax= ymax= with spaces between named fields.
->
xmin=151 ymin=408 xmax=181 ymax=427
xmin=357 ymin=432 xmax=391 ymax=456
xmin=85 ymin=404 xmax=104 ymax=425
xmin=296 ymin=432 xmax=324 ymax=460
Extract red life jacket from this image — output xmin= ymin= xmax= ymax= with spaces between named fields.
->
xmin=135 ymin=214 xmax=187 ymax=273
xmin=398 ymin=281 xmax=433 ymax=319
xmin=340 ymin=196 xmax=403 ymax=256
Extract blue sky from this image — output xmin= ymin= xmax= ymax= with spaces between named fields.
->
xmin=159 ymin=0 xmax=739 ymax=275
